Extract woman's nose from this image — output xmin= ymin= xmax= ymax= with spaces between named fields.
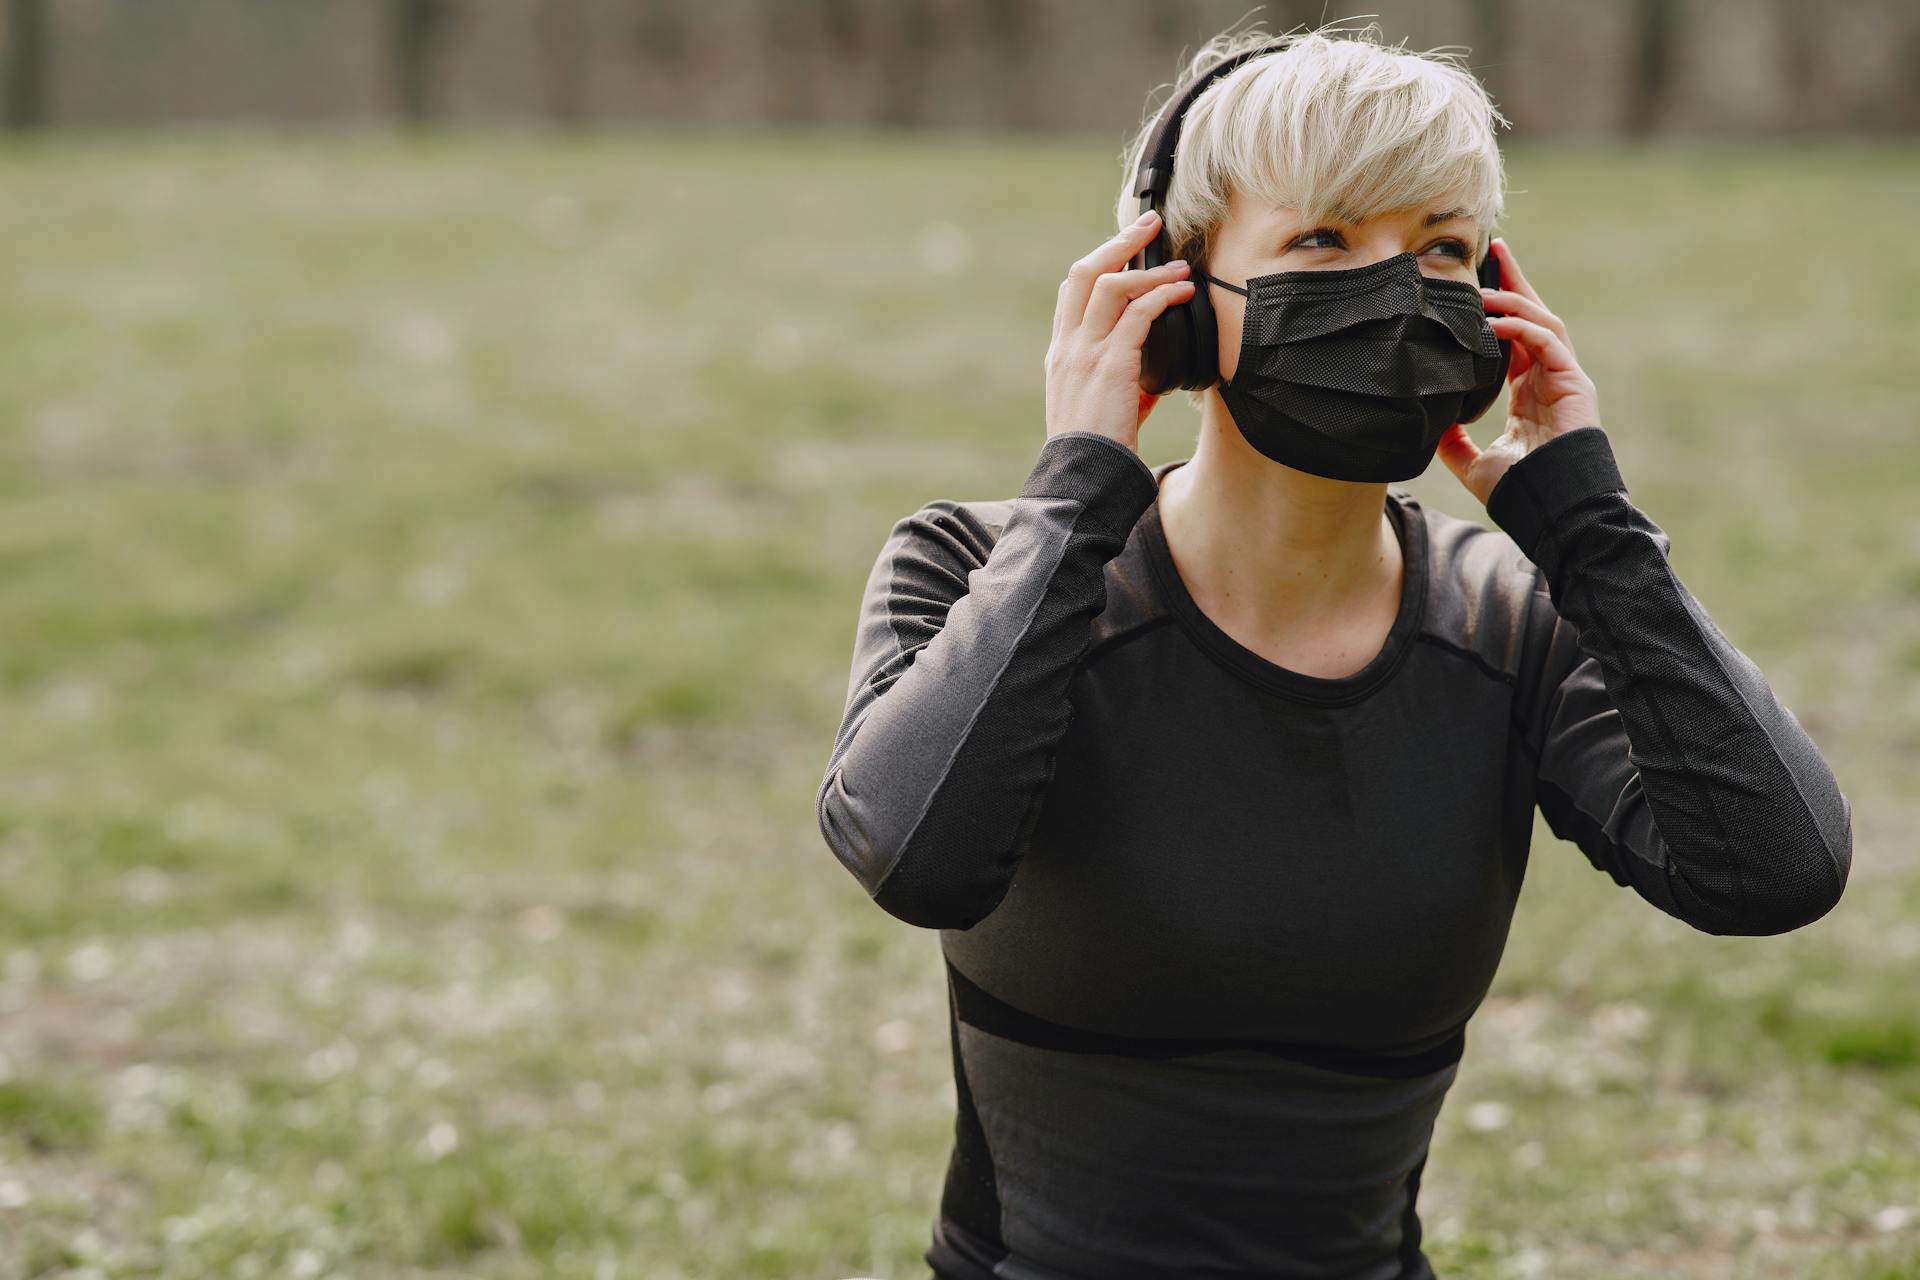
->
xmin=1349 ymin=242 xmax=1414 ymax=269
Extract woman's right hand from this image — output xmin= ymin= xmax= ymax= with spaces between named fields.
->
xmin=1044 ymin=208 xmax=1194 ymax=453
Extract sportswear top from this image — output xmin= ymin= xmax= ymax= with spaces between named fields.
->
xmin=813 ymin=425 xmax=1852 ymax=1280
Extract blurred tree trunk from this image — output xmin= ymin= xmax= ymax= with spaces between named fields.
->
xmin=760 ymin=0 xmax=815 ymax=121
xmin=820 ymin=0 xmax=862 ymax=58
xmin=633 ymin=0 xmax=687 ymax=64
xmin=389 ymin=0 xmax=450 ymax=123
xmin=1904 ymin=1 xmax=1920 ymax=131
xmin=979 ymin=0 xmax=1035 ymax=128
xmin=540 ymin=0 xmax=587 ymax=124
xmin=1623 ymin=0 xmax=1675 ymax=136
xmin=4 ymin=0 xmax=47 ymax=131
xmin=1468 ymin=0 xmax=1509 ymax=121
xmin=1772 ymin=0 xmax=1813 ymax=132
xmin=877 ymin=0 xmax=934 ymax=128
xmin=1141 ymin=0 xmax=1195 ymax=52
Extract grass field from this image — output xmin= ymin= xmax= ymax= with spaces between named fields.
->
xmin=0 ymin=129 xmax=1916 ymax=1278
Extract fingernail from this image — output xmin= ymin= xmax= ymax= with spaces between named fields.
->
xmin=1136 ymin=209 xmax=1158 ymax=225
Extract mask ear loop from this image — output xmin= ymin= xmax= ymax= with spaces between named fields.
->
xmin=1199 ymin=271 xmax=1250 ymax=298
xmin=1195 ymin=270 xmax=1251 ymax=390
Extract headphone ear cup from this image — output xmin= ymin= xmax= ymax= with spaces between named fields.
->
xmin=1181 ymin=269 xmax=1220 ymax=391
xmin=1140 ymin=307 xmax=1175 ymax=396
xmin=1461 ymin=248 xmax=1512 ymax=422
xmin=1138 ymin=237 xmax=1223 ymax=393
xmin=1135 ymin=225 xmax=1176 ymax=394
xmin=1153 ymin=265 xmax=1219 ymax=393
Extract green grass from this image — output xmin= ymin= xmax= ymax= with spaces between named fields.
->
xmin=0 ymin=128 xmax=1915 ymax=1277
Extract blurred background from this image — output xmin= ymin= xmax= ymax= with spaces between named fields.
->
xmin=0 ymin=2 xmax=1915 ymax=1278
xmin=7 ymin=0 xmax=1920 ymax=131
xmin=4 ymin=0 xmax=1920 ymax=133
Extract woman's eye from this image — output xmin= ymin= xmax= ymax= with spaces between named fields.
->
xmin=1290 ymin=230 xmax=1471 ymax=260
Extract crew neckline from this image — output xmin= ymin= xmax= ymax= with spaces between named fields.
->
xmin=1138 ymin=457 xmax=1429 ymax=706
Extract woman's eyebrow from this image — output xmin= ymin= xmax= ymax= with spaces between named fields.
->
xmin=1424 ymin=207 xmax=1472 ymax=226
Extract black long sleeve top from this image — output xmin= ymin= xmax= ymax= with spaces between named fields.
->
xmin=814 ymin=426 xmax=1851 ymax=1280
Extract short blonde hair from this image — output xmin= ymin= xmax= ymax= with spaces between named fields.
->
xmin=1115 ymin=17 xmax=1512 ymax=402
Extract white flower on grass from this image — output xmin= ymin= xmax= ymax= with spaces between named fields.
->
xmin=419 ymin=1121 xmax=459 ymax=1160
xmin=304 ymin=1039 xmax=359 ymax=1083
xmin=1502 ymin=1248 xmax=1550 ymax=1279
xmin=63 ymin=943 xmax=114 ymax=984
xmin=824 ymin=1121 xmax=859 ymax=1160
xmin=1593 ymin=1001 xmax=1651 ymax=1040
xmin=870 ymin=1019 xmax=914 ymax=1054
xmin=914 ymin=221 xmax=974 ymax=276
xmin=516 ymin=904 xmax=566 ymax=943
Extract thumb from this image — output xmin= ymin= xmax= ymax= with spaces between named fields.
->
xmin=1435 ymin=423 xmax=1480 ymax=488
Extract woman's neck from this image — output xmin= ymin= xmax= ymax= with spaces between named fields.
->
xmin=1155 ymin=409 xmax=1400 ymax=633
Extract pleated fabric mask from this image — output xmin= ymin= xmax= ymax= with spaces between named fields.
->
xmin=1201 ymin=251 xmax=1510 ymax=482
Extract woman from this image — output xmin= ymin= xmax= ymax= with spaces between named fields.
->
xmin=814 ymin=23 xmax=1851 ymax=1280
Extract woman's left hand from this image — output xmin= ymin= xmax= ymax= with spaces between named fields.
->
xmin=1435 ymin=237 xmax=1604 ymax=507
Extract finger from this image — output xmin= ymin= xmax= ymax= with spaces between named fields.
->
xmin=1505 ymin=335 xmax=1533 ymax=380
xmin=1487 ymin=314 xmax=1578 ymax=376
xmin=1136 ymin=387 xmax=1160 ymax=431
xmin=1478 ymin=287 xmax=1567 ymax=342
xmin=1490 ymin=238 xmax=1544 ymax=307
xmin=1083 ymin=259 xmax=1191 ymax=335
xmin=1434 ymin=422 xmax=1481 ymax=488
xmin=1107 ymin=277 xmax=1198 ymax=351
xmin=1056 ymin=209 xmax=1166 ymax=340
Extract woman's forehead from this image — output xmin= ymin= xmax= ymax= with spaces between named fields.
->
xmin=1233 ymin=192 xmax=1479 ymax=232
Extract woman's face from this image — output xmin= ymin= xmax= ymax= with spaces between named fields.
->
xmin=1206 ymin=188 xmax=1482 ymax=384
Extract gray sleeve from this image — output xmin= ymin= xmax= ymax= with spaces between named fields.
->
xmin=814 ymin=431 xmax=1161 ymax=930
xmin=1494 ymin=427 xmax=1852 ymax=936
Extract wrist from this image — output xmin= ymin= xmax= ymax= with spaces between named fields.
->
xmin=1485 ymin=426 xmax=1624 ymax=566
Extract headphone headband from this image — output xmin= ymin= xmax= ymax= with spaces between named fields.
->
xmin=1132 ymin=38 xmax=1297 ymax=213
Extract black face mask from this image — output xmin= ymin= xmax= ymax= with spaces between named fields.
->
xmin=1201 ymin=252 xmax=1510 ymax=482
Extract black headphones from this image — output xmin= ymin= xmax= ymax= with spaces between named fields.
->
xmin=1128 ymin=36 xmax=1510 ymax=398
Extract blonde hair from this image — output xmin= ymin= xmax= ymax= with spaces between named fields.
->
xmin=1115 ymin=15 xmax=1512 ymax=404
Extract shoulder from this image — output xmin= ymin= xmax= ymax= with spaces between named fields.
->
xmin=861 ymin=478 xmax=1051 ymax=623
xmin=877 ymin=432 xmax=1161 ymax=566
xmin=1394 ymin=489 xmax=1552 ymax=683
xmin=878 ymin=495 xmax=1017 ymax=574
xmin=869 ymin=487 xmax=1164 ymax=647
